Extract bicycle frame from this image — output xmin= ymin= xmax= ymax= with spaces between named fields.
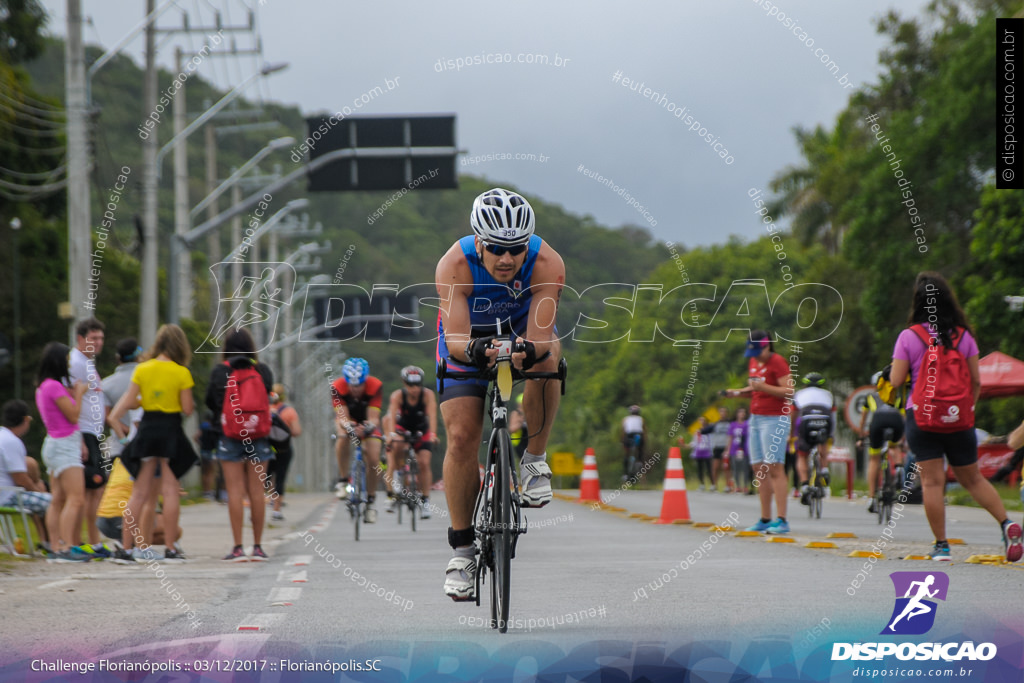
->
xmin=347 ymin=437 xmax=367 ymax=540
xmin=393 ymin=431 xmax=422 ymax=530
xmin=437 ymin=333 xmax=566 ymax=633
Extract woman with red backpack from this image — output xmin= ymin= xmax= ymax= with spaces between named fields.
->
xmin=889 ymin=272 xmax=1022 ymax=562
xmin=205 ymin=329 xmax=275 ymax=562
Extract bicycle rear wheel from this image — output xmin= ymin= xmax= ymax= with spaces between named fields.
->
xmin=628 ymin=444 xmax=642 ymax=479
xmin=489 ymin=431 xmax=512 ymax=633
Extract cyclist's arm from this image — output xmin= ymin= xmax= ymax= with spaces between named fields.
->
xmin=366 ymin=406 xmax=382 ymax=433
xmin=857 ymin=408 xmax=869 ymax=438
xmin=519 ymin=241 xmax=565 ymax=366
xmin=425 ymin=389 xmax=439 ymax=440
xmin=436 ymin=244 xmax=493 ymax=366
xmin=387 ymin=389 xmax=403 ymax=435
xmin=385 ymin=389 xmax=401 ymax=428
xmin=365 ymin=382 xmax=384 ymax=432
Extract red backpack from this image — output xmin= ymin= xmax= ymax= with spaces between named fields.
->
xmin=221 ymin=361 xmax=271 ymax=440
xmin=909 ymin=324 xmax=974 ymax=433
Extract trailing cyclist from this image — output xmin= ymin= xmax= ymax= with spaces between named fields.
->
xmin=435 ymin=187 xmax=565 ymax=601
xmin=858 ymin=371 xmax=907 ymax=514
xmin=385 ymin=365 xmax=438 ymax=518
xmin=792 ymin=372 xmax=836 ymax=506
xmin=331 ymin=358 xmax=384 ymax=524
xmin=620 ymin=405 xmax=647 ymax=481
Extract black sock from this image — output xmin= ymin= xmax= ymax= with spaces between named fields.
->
xmin=761 ymin=518 xmax=771 ymax=524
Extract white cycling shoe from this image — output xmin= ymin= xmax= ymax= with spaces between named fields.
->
xmin=520 ymin=461 xmax=553 ymax=508
xmin=443 ymin=555 xmax=477 ymax=602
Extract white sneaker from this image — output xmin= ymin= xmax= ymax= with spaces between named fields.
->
xmin=443 ymin=555 xmax=477 ymax=601
xmin=335 ymin=481 xmax=349 ymax=500
xmin=364 ymin=507 xmax=377 ymax=524
xmin=132 ymin=547 xmax=160 ymax=563
xmin=520 ymin=460 xmax=553 ymax=508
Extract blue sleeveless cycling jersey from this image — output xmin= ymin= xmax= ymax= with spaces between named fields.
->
xmin=437 ymin=234 xmax=542 ymax=360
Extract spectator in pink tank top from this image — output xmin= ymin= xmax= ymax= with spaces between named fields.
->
xmin=34 ymin=342 xmax=89 ymax=562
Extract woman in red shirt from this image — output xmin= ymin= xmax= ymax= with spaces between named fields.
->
xmin=726 ymin=330 xmax=794 ymax=534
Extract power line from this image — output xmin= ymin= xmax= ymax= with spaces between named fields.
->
xmin=0 ymin=100 xmax=67 ymax=128
xmin=0 ymin=90 xmax=66 ymax=118
xmin=0 ymin=163 xmax=68 ymax=180
xmin=0 ymin=175 xmax=69 ymax=193
xmin=0 ymin=138 xmax=66 ymax=155
xmin=2 ymin=120 xmax=65 ymax=137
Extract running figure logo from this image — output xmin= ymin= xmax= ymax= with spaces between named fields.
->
xmin=197 ymin=262 xmax=295 ymax=354
xmin=882 ymin=571 xmax=949 ymax=635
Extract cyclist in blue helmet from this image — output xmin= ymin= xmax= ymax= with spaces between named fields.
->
xmin=330 ymin=358 xmax=385 ymax=523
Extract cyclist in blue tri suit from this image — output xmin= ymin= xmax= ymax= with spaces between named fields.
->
xmin=435 ymin=188 xmax=565 ymax=601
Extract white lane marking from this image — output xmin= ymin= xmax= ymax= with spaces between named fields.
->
xmin=276 ymin=569 xmax=308 ymax=583
xmin=237 ymin=613 xmax=287 ymax=631
xmin=38 ymin=578 xmax=79 ymax=590
xmin=268 ymin=586 xmax=303 ymax=603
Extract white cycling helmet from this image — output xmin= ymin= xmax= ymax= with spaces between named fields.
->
xmin=470 ymin=188 xmax=535 ymax=246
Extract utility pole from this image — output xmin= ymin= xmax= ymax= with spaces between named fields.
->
xmin=170 ymin=46 xmax=191 ymax=324
xmin=140 ymin=0 xmax=159 ymax=346
xmin=65 ymin=0 xmax=89 ymax=338
xmin=231 ymin=183 xmax=242 ymax=291
xmin=205 ymin=123 xmax=219 ymax=319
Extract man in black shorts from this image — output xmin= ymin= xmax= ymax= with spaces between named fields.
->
xmin=385 ymin=366 xmax=438 ymax=518
xmin=435 ymin=188 xmax=565 ymax=601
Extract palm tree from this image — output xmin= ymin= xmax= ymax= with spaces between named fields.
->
xmin=765 ymin=126 xmax=843 ymax=255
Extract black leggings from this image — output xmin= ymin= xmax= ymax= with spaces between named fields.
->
xmin=695 ymin=459 xmax=712 ymax=486
xmin=268 ymin=449 xmax=293 ymax=496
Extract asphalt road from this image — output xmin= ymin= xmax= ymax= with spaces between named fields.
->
xmin=2 ymin=487 xmax=1023 ymax=681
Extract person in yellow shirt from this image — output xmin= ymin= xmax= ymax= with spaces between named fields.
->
xmin=108 ymin=324 xmax=197 ymax=562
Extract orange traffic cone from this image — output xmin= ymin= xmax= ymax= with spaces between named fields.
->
xmin=578 ymin=447 xmax=601 ymax=503
xmin=654 ymin=447 xmax=691 ymax=524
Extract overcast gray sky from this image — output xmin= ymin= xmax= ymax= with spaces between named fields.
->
xmin=40 ymin=0 xmax=930 ymax=249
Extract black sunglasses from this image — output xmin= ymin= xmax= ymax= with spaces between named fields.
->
xmin=483 ymin=242 xmax=527 ymax=256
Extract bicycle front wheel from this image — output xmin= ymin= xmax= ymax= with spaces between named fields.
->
xmin=354 ymin=460 xmax=365 ymax=542
xmin=490 ymin=430 xmax=513 ymax=633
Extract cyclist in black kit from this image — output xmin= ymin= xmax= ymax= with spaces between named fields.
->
xmin=385 ymin=366 xmax=438 ymax=518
